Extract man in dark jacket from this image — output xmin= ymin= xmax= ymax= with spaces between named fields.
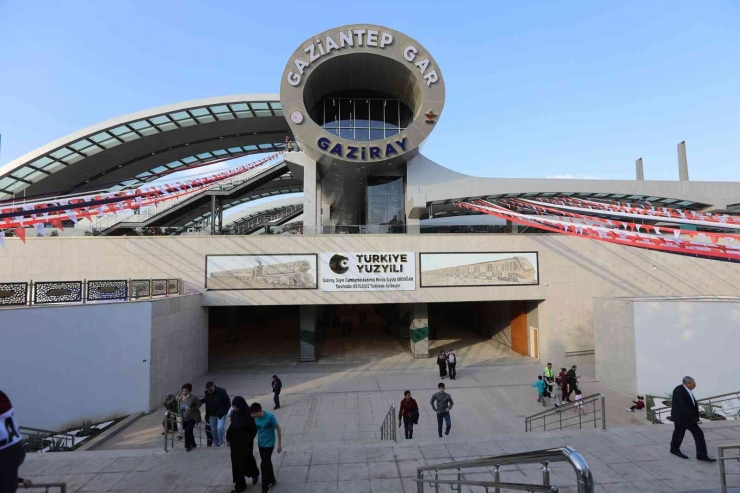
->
xmin=566 ymin=366 xmax=580 ymax=401
xmin=272 ymin=375 xmax=282 ymax=410
xmin=202 ymin=381 xmax=230 ymax=447
xmin=0 ymin=390 xmax=26 ymax=493
xmin=670 ymin=376 xmax=716 ymax=461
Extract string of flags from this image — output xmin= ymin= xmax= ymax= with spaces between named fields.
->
xmin=0 ymin=153 xmax=282 ymax=245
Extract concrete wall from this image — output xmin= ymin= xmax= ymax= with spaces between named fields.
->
xmin=594 ymin=298 xmax=637 ymax=395
xmin=0 ymin=302 xmax=152 ymax=431
xmin=149 ymin=296 xmax=208 ymax=411
xmin=633 ymin=299 xmax=739 ymax=398
xmin=0 ymin=294 xmax=206 ymax=431
xmin=3 ymin=233 xmax=740 ymax=365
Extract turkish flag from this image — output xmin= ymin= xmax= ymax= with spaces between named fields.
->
xmin=50 ymin=217 xmax=65 ymax=231
xmin=13 ymin=227 xmax=26 ymax=243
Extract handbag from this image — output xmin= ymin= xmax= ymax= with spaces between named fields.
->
xmin=409 ymin=409 xmax=420 ymax=425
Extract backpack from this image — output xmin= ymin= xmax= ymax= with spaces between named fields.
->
xmin=409 ymin=409 xmax=420 ymax=425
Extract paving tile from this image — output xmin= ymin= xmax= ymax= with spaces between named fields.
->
xmin=421 ymin=444 xmax=452 ymax=460
xmin=368 ymin=461 xmax=399 ymax=479
xmin=339 ymin=463 xmax=370 ymax=481
xmin=601 ymin=480 xmax=674 ymax=493
xmin=397 ymin=460 xmax=426 ymax=478
xmin=307 ymin=464 xmax=339 ymax=482
xmin=275 ymin=465 xmax=308 ymax=483
xmin=607 ymin=461 xmax=658 ymax=482
xmin=370 ymin=478 xmax=404 ymax=492
xmin=78 ymin=473 xmax=128 ymax=492
xmin=280 ymin=449 xmax=312 ymax=466
xmin=338 ymin=479 xmax=371 ymax=493
xmin=300 ymin=482 xmax=339 ymax=493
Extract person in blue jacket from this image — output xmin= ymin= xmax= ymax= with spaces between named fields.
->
xmin=532 ymin=375 xmax=547 ymax=407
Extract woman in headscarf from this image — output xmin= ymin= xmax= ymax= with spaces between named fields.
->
xmin=437 ymin=349 xmax=448 ymax=379
xmin=226 ymin=396 xmax=259 ymax=493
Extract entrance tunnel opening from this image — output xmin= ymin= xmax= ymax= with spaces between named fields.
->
xmin=208 ymin=300 xmax=541 ymax=369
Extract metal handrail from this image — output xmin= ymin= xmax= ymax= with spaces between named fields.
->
xmin=18 ymin=483 xmax=67 ymax=493
xmin=415 ymin=446 xmax=594 ymax=493
xmin=379 ymin=402 xmax=397 ymax=443
xmin=163 ymin=409 xmax=209 ymax=452
xmin=525 ymin=393 xmax=606 ymax=433
xmin=719 ymin=444 xmax=740 ymax=493
xmin=19 ymin=426 xmax=76 ymax=451
xmin=651 ymin=390 xmax=740 ymax=424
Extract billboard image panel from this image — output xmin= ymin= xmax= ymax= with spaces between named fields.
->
xmin=420 ymin=252 xmax=539 ymax=287
xmin=206 ymin=254 xmax=317 ymax=290
xmin=320 ymin=252 xmax=416 ymax=292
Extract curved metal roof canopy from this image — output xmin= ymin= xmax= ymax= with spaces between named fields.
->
xmin=0 ymin=95 xmax=290 ymax=201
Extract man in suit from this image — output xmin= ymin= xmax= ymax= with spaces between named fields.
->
xmin=670 ymin=376 xmax=716 ymax=461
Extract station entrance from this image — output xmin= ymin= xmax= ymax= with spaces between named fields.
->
xmin=208 ymin=300 xmax=539 ymax=370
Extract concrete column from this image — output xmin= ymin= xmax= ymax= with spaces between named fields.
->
xmin=210 ymin=195 xmax=217 ymax=235
xmin=678 ymin=141 xmax=689 ymax=181
xmin=409 ymin=303 xmax=429 ymax=359
xmin=635 ymin=158 xmax=644 ymax=180
xmin=299 ymin=305 xmax=317 ymax=362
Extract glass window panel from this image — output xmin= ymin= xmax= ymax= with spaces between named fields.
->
xmin=370 ymin=129 xmax=385 ymax=141
xmin=0 ymin=177 xmax=16 ymax=188
xmin=119 ymin=132 xmax=140 ymax=142
xmin=340 ymin=127 xmax=354 ymax=140
xmin=212 ymin=149 xmax=228 ymax=156
xmin=368 ymin=196 xmax=388 ymax=224
xmin=130 ymin=120 xmax=151 ymax=130
xmin=121 ymin=180 xmax=139 ymax=186
xmin=169 ymin=111 xmax=190 ymax=120
xmin=355 ymin=99 xmax=370 ymax=127
xmin=181 ymin=156 xmax=197 ymax=163
xmin=158 ymin=122 xmax=178 ymax=131
xmin=190 ymin=108 xmax=210 ymax=117
xmin=399 ymin=104 xmax=413 ymax=128
xmin=99 ymin=138 xmax=122 ymax=149
xmin=31 ymin=157 xmax=54 ymax=168
xmin=339 ymin=99 xmax=353 ymax=127
xmin=197 ymin=152 xmax=212 ymax=159
xmin=270 ymin=102 xmax=282 ymax=110
xmin=80 ymin=145 xmax=103 ymax=157
xmin=70 ymin=139 xmax=93 ymax=151
xmin=50 ymin=148 xmax=73 ymax=159
xmin=197 ymin=115 xmax=216 ymax=123
xmin=660 ymin=199 xmax=677 ymax=204
xmin=354 ymin=128 xmax=370 ymax=141
xmin=253 ymin=110 xmax=271 ymax=117
xmin=26 ymin=171 xmax=46 ymax=183
xmin=216 ymin=113 xmax=235 ymax=120
xmin=136 ymin=172 xmax=153 ymax=178
xmin=177 ymin=118 xmax=197 ymax=127
xmin=43 ymin=162 xmax=66 ymax=174
xmin=251 ymin=102 xmax=269 ymax=110
xmin=385 ymin=100 xmax=400 ymax=129
xmin=234 ymin=111 xmax=253 ymax=118
xmin=324 ymin=99 xmax=339 ymax=128
xmin=227 ymin=147 xmax=242 ymax=153
xmin=150 ymin=115 xmax=170 ymax=125
xmin=244 ymin=145 xmax=258 ymax=151
xmin=385 ymin=128 xmax=400 ymax=138
xmin=388 ymin=196 xmax=404 ymax=223
xmin=61 ymin=153 xmax=85 ymax=164
xmin=610 ymin=194 xmax=626 ymax=198
xmin=387 ymin=177 xmax=404 ymax=195
xmin=230 ymin=103 xmax=249 ymax=111
xmin=90 ymin=132 xmax=111 ymax=143
xmin=327 ymin=128 xmax=340 ymax=137
xmin=110 ymin=125 xmax=131 ymax=136
xmin=138 ymin=127 xmax=159 ymax=136
xmin=209 ymin=105 xmax=229 ymax=114
xmin=11 ymin=167 xmax=35 ymax=178
xmin=273 ymin=109 xmax=284 ymax=116
xmin=369 ymin=100 xmax=384 ymax=128
xmin=151 ymin=166 xmax=168 ymax=173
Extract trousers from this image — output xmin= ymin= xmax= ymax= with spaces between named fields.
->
xmin=209 ymin=415 xmax=227 ymax=447
xmin=402 ymin=416 xmax=414 ymax=439
xmin=671 ymin=422 xmax=708 ymax=458
xmin=183 ymin=419 xmax=197 ymax=448
xmin=273 ymin=391 xmax=281 ymax=409
xmin=436 ymin=412 xmax=451 ymax=437
xmin=258 ymin=446 xmax=276 ymax=491
xmin=448 ymin=362 xmax=456 ymax=379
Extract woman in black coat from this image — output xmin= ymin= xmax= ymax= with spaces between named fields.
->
xmin=437 ymin=349 xmax=448 ymax=378
xmin=226 ymin=396 xmax=259 ymax=493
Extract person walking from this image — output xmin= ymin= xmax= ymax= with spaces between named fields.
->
xmin=250 ymin=403 xmax=282 ymax=492
xmin=227 ymin=396 xmax=260 ymax=493
xmin=532 ymin=375 xmax=547 ymax=407
xmin=271 ymin=375 xmax=282 ymax=410
xmin=566 ymin=365 xmax=581 ymax=401
xmin=436 ymin=349 xmax=448 ymax=379
xmin=430 ymin=383 xmax=454 ymax=437
xmin=398 ymin=390 xmax=419 ymax=439
xmin=162 ymin=393 xmax=179 ymax=435
xmin=670 ymin=376 xmax=716 ymax=462
xmin=552 ymin=374 xmax=564 ymax=407
xmin=179 ymin=383 xmax=202 ymax=452
xmin=447 ymin=350 xmax=457 ymax=380
xmin=202 ymin=381 xmax=230 ymax=447
xmin=0 ymin=390 xmax=26 ymax=493
xmin=558 ymin=367 xmax=570 ymax=403
xmin=542 ymin=362 xmax=555 ymax=398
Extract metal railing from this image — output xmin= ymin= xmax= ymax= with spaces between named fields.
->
xmin=564 ymin=349 xmax=595 ymax=358
xmin=651 ymin=390 xmax=740 ymax=424
xmin=414 ymin=446 xmax=594 ymax=493
xmin=163 ymin=410 xmax=208 ymax=452
xmin=525 ymin=393 xmax=606 ymax=433
xmin=719 ymin=444 xmax=740 ymax=493
xmin=0 ymin=278 xmax=180 ymax=307
xmin=20 ymin=426 xmax=77 ymax=452
xmin=379 ymin=402 xmax=397 ymax=443
xmin=224 ymin=204 xmax=303 ymax=235
xmin=18 ymin=483 xmax=67 ymax=493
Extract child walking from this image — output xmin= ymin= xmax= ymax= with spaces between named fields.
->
xmin=532 ymin=375 xmax=547 ymax=407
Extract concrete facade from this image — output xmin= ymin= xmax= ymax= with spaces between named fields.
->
xmin=595 ymin=296 xmax=740 ymax=397
xmin=3 ymin=233 xmax=740 ymax=365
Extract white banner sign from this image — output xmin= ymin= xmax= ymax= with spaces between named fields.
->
xmin=320 ymin=252 xmax=416 ymax=291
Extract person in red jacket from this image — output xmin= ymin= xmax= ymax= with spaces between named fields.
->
xmin=397 ymin=390 xmax=419 ymax=439
xmin=1 ymin=390 xmax=27 ymax=493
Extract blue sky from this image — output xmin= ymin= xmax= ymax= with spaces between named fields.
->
xmin=1 ymin=0 xmax=739 ymax=182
